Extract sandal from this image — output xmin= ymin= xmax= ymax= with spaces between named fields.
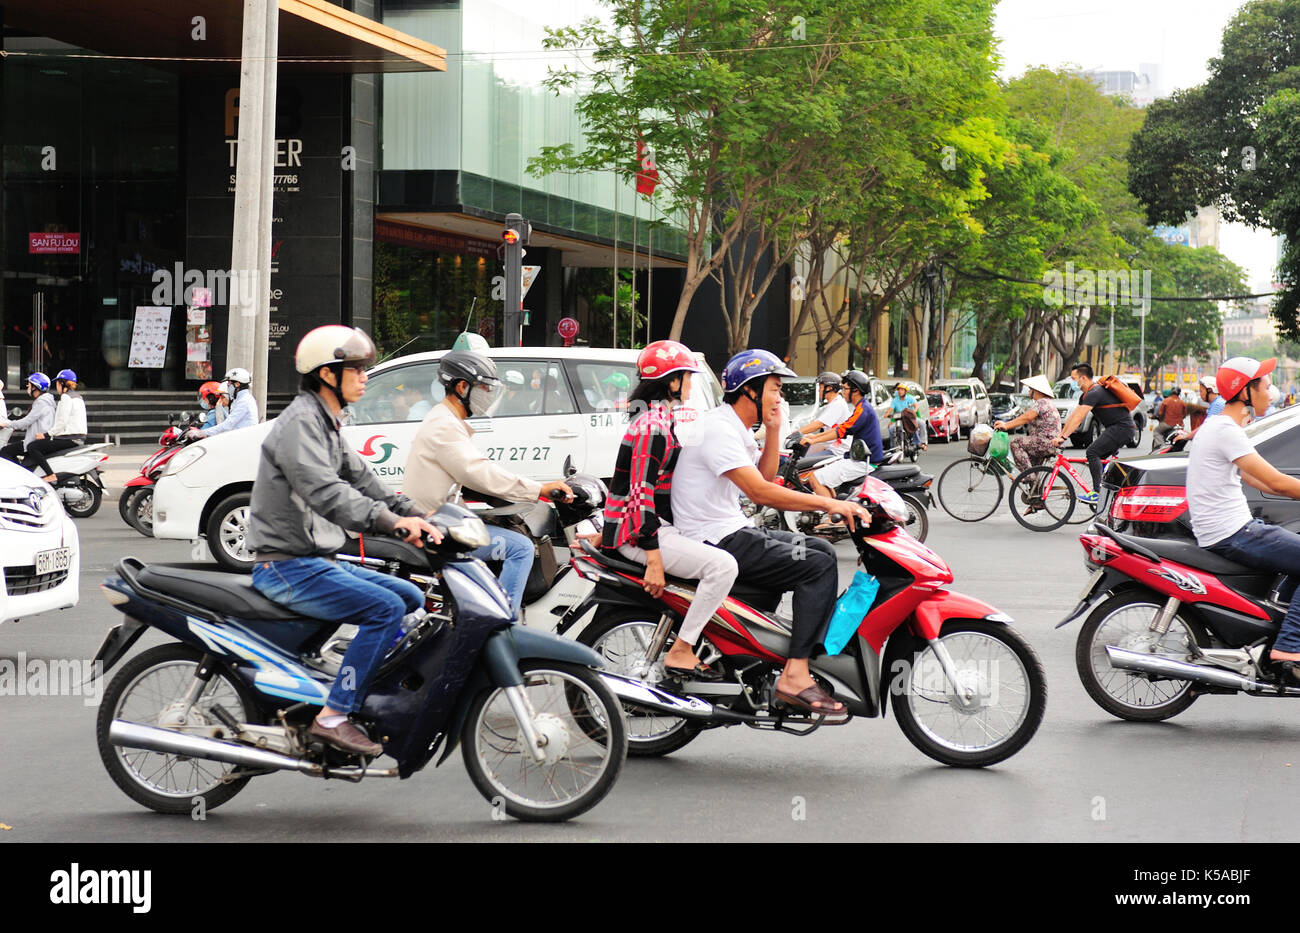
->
xmin=664 ymin=661 xmax=724 ymax=683
xmin=775 ymin=683 xmax=847 ymax=716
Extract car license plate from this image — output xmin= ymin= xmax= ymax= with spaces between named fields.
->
xmin=35 ymin=547 xmax=71 ymax=575
xmin=1079 ymin=567 xmax=1104 ymax=600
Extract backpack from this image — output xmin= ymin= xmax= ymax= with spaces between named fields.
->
xmin=1097 ymin=375 xmax=1142 ymax=412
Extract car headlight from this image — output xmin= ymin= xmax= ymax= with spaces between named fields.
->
xmin=163 ymin=445 xmax=207 ymax=476
xmin=448 ymin=516 xmax=490 ymax=549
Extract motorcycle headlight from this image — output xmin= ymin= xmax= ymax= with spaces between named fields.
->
xmin=448 ymin=515 xmax=490 ymax=549
xmin=163 ymin=445 xmax=207 ymax=476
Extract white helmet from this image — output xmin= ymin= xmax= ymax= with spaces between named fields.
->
xmin=295 ymin=326 xmax=377 ymax=374
xmin=224 ymin=367 xmax=252 ymax=386
xmin=217 ymin=380 xmax=233 ymax=399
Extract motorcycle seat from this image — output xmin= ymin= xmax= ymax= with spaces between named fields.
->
xmin=794 ymin=453 xmax=836 ymax=472
xmin=136 ymin=564 xmax=306 ymax=621
xmin=579 ymin=542 xmax=783 ymax=610
xmin=337 ymin=535 xmax=430 ymax=567
xmin=872 ymin=464 xmax=921 ymax=481
xmin=1104 ymin=529 xmax=1265 ymax=578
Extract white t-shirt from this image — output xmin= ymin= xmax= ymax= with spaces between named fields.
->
xmin=670 ymin=404 xmax=759 ymax=544
xmin=810 ymin=395 xmax=852 ymax=455
xmin=1186 ymin=415 xmax=1256 ymax=547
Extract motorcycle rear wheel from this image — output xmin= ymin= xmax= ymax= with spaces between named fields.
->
xmin=96 ymin=644 xmax=260 ymax=814
xmin=461 ymin=660 xmax=626 ymax=822
xmin=892 ymin=621 xmax=1046 ymax=767
xmin=1075 ymin=592 xmax=1203 ymax=721
xmin=64 ymin=479 xmax=102 ymax=518
xmin=577 ymin=610 xmax=705 ymax=757
xmin=118 ymin=487 xmax=148 ymax=534
xmin=900 ymin=493 xmax=929 ymax=542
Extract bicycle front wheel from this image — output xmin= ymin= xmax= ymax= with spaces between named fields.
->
xmin=1008 ymin=465 xmax=1076 ymax=531
xmin=937 ymin=457 xmax=1003 ymax=522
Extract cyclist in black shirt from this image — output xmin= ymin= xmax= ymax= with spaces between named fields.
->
xmin=1053 ymin=362 xmax=1135 ymax=505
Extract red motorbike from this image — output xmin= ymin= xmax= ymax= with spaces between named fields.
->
xmin=559 ymin=475 xmax=1046 ymax=767
xmin=118 ymin=413 xmax=202 ymax=536
xmin=1061 ymin=524 xmax=1295 ymax=721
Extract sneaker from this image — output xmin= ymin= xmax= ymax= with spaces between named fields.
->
xmin=1078 ymin=491 xmax=1099 ymax=505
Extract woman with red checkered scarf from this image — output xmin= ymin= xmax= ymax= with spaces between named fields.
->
xmin=600 ymin=340 xmax=738 ymax=681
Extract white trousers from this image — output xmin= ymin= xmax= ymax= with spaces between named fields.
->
xmin=813 ymin=456 xmax=872 ymax=489
xmin=617 ymin=523 xmax=739 ymax=645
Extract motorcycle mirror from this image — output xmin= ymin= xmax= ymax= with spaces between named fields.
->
xmin=563 ymin=455 xmax=575 ymax=477
xmin=849 ymin=438 xmax=869 ymax=462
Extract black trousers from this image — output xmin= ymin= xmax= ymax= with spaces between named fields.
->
xmin=0 ymin=440 xmax=24 ymax=465
xmin=1086 ymin=422 xmax=1133 ymax=491
xmin=714 ymin=526 xmax=838 ymax=658
xmin=24 ymin=436 xmax=83 ymax=475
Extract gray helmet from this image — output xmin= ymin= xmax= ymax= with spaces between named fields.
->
xmin=842 ymin=370 xmax=871 ymax=396
xmin=815 ymin=371 xmax=842 ymax=388
xmin=438 ymin=350 xmax=500 ymax=390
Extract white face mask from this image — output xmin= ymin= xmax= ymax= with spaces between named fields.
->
xmin=468 ymin=384 xmax=501 ymax=417
xmin=199 ymin=399 xmax=211 ymax=410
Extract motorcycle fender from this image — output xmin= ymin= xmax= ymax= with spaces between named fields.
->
xmin=89 ymin=616 xmax=148 ymax=681
xmin=123 ymin=476 xmax=153 ymax=489
xmin=555 ymin=586 xmax=602 ymax=636
xmin=1055 ymin=567 xmax=1129 ymax=629
xmin=911 ymin=590 xmax=1005 ymax=641
xmin=508 ymin=626 xmax=604 ymax=669
xmin=88 ymin=470 xmax=105 ymax=489
xmin=556 ymin=581 xmax=657 ymax=634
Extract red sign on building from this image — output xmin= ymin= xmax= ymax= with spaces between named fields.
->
xmin=29 ymin=232 xmax=80 ymax=254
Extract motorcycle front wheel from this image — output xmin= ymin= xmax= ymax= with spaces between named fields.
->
xmin=96 ymin=644 xmax=260 ymax=814
xmin=461 ymin=660 xmax=626 ymax=822
xmin=1075 ymin=592 xmax=1204 ymax=721
xmin=892 ymin=621 xmax=1046 ymax=767
xmin=577 ymin=611 xmax=705 ymax=757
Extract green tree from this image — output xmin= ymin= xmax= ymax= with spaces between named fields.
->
xmin=1126 ymin=0 xmax=1300 ymax=335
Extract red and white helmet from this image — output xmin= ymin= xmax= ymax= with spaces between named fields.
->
xmin=1215 ymin=356 xmax=1276 ymax=403
xmin=636 ymin=340 xmax=699 ymax=380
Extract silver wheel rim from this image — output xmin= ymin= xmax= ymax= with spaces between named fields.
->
xmin=219 ymin=505 xmax=252 ymax=562
xmin=112 ymin=660 xmax=248 ymax=798
xmin=1090 ymin=603 xmax=1196 ymax=710
xmin=939 ymin=459 xmax=1001 ymax=521
xmin=472 ymin=669 xmax=615 ymax=811
xmin=590 ymin=621 xmax=691 ymax=744
xmin=135 ymin=490 xmax=154 ymax=533
xmin=903 ymin=632 xmax=1032 ymax=753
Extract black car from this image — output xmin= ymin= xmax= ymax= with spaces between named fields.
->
xmin=989 ymin=392 xmax=1030 ymax=432
xmin=1099 ymin=405 xmax=1300 ymax=541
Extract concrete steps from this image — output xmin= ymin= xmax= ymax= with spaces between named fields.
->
xmin=81 ymin=391 xmax=294 ymax=444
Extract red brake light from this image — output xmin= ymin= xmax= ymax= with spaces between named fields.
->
xmin=1108 ymin=484 xmax=1187 ymax=522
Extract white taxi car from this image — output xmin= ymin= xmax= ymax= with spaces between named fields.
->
xmin=152 ymin=346 xmax=723 ymax=571
xmin=0 ymin=457 xmax=79 ymax=624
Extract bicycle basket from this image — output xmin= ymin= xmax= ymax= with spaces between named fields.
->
xmin=967 ymin=423 xmax=994 ymax=457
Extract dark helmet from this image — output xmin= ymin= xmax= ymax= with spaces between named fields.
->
xmin=438 ymin=350 xmax=500 ymax=390
xmin=842 ymin=371 xmax=871 ymax=396
xmin=815 ymin=371 xmax=842 ymax=388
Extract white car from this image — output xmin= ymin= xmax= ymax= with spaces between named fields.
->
xmin=0 ymin=458 xmax=79 ymax=623
xmin=151 ymin=346 xmax=724 ymax=571
xmin=929 ymin=378 xmax=991 ymax=435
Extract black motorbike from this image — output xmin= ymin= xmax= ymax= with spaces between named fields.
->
xmin=92 ymin=502 xmax=696 ymax=822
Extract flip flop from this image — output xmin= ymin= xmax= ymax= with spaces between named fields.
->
xmin=775 ymin=683 xmax=847 ymax=716
xmin=664 ymin=662 xmax=724 ymax=683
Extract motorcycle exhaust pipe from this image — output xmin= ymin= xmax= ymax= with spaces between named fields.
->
xmin=110 ymin=720 xmax=325 ymax=775
xmin=599 ymin=673 xmax=719 ymax=719
xmin=1105 ymin=646 xmax=1254 ymax=691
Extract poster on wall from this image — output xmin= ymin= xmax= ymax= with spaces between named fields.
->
xmin=128 ymin=306 xmax=172 ymax=368
xmin=185 ymin=288 xmax=214 ymax=379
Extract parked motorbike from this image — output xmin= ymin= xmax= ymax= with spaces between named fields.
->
xmin=93 ymin=503 xmax=702 ymax=822
xmin=750 ymin=439 xmax=933 ymax=542
xmin=561 ymin=474 xmax=1046 ymax=766
xmin=1060 ymin=523 xmax=1299 ymax=721
xmin=118 ymin=412 xmax=203 ymax=535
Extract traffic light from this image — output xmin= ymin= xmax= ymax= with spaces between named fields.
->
xmin=502 ymin=213 xmax=531 ymax=347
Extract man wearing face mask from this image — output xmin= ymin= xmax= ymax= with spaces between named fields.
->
xmin=403 ymin=351 xmax=573 ymax=619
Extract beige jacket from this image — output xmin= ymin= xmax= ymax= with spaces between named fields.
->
xmin=404 ymin=402 xmax=543 ymax=512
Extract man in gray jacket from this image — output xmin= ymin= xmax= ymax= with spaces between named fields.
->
xmin=247 ymin=326 xmax=439 ymax=757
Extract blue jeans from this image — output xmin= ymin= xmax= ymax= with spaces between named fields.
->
xmin=251 ymin=557 xmax=423 ymax=713
xmin=470 ymin=526 xmax=533 ymax=617
xmin=1207 ymin=520 xmax=1300 ymax=653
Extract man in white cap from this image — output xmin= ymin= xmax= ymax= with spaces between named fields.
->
xmin=993 ymin=375 xmax=1061 ymax=471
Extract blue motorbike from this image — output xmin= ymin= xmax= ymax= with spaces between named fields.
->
xmin=92 ymin=502 xmax=689 ymax=822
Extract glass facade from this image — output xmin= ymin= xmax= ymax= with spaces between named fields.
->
xmin=2 ymin=38 xmax=184 ymax=387
xmin=381 ymin=0 xmax=681 ymax=254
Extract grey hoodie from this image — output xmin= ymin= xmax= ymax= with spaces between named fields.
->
xmin=246 ymin=391 xmax=420 ymax=558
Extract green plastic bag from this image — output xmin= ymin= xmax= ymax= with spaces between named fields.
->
xmin=989 ymin=429 xmax=1010 ymax=461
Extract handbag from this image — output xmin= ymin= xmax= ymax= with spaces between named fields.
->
xmin=823 ymin=570 xmax=880 ymax=655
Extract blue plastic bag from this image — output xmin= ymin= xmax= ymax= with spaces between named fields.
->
xmin=822 ymin=571 xmax=880 ymax=655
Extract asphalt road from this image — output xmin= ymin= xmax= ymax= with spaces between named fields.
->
xmin=3 ymin=438 xmax=1299 ymax=843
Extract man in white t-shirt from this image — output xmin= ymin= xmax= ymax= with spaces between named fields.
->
xmin=788 ymin=372 xmax=852 ymax=456
xmin=671 ymin=350 xmax=870 ymax=717
xmin=1187 ymin=357 xmax=1300 ymax=678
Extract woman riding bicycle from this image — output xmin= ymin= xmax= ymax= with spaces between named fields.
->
xmin=994 ymin=375 xmax=1061 ymax=471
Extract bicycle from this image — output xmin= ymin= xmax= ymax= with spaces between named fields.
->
xmin=936 ymin=429 xmax=1016 ymax=521
xmin=1007 ymin=449 xmax=1117 ymax=532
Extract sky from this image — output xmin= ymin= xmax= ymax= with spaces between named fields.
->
xmin=994 ymin=0 xmax=1278 ymax=293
